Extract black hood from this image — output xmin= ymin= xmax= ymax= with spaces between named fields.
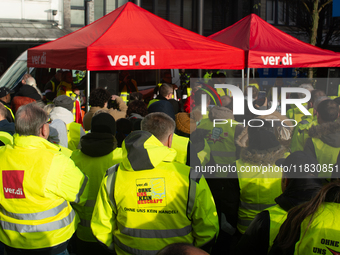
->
xmin=17 ymin=85 xmax=41 ymax=101
xmin=80 ymin=132 xmax=117 ymax=157
xmin=275 ymin=178 xmax=322 ymax=211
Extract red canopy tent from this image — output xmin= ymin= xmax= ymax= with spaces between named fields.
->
xmin=27 ymin=2 xmax=244 ymax=70
xmin=209 ymin=14 xmax=340 ymax=69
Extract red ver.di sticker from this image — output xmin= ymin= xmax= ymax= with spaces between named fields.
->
xmin=2 ymin=170 xmax=26 ymax=199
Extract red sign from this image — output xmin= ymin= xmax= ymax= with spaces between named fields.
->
xmin=2 ymin=170 xmax=25 ymax=199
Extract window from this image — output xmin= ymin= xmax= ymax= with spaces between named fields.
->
xmin=94 ymin=0 xmax=129 ymax=21
xmin=266 ymin=0 xmax=287 ymax=25
xmin=141 ymin=0 xmax=195 ymax=31
xmin=71 ymin=0 xmax=85 ymax=27
xmin=266 ymin=0 xmax=275 ymax=24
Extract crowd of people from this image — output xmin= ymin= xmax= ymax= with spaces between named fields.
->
xmin=0 ymin=70 xmax=340 ymax=255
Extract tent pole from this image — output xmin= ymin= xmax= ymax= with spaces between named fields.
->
xmin=198 ymin=0 xmax=203 ymax=79
xmin=86 ymin=70 xmax=90 ymax=112
xmin=247 ymin=68 xmax=250 ymax=87
xmin=242 ymin=69 xmax=244 ymax=92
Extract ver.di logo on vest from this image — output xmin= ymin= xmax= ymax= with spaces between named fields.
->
xmin=2 ymin=170 xmax=26 ymax=199
xmin=107 ymin=51 xmax=155 ymax=67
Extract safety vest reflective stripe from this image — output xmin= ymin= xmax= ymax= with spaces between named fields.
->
xmin=0 ymin=210 xmax=75 ymax=233
xmin=84 ymin=199 xmax=96 ymax=207
xmin=4 ymin=105 xmax=14 ymax=120
xmin=0 ymin=201 xmax=68 ymax=221
xmin=114 ymin=236 xmax=158 ymax=255
xmin=120 ymin=92 xmax=129 ymax=104
xmin=186 ymin=178 xmax=196 ymax=219
xmin=106 ymin=164 xmax=119 ymax=211
xmin=211 ymin=151 xmax=236 ymax=157
xmin=239 ymin=201 xmax=276 ymax=211
xmin=74 ymin=175 xmax=88 ymax=203
xmin=51 ymin=80 xmax=55 ymax=92
xmin=299 ymin=120 xmax=309 ymax=125
xmin=117 ymin=222 xmax=192 ymax=238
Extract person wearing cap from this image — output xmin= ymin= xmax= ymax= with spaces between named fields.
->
xmin=304 ymin=99 xmax=340 ymax=181
xmin=50 ymin=95 xmax=85 ymax=151
xmin=91 ymin=112 xmax=219 ymax=254
xmin=0 ymin=103 xmax=89 ymax=255
xmin=0 ymin=87 xmax=15 ymax=122
xmin=71 ymin=111 xmax=122 ymax=255
xmin=235 ymin=151 xmax=322 ymax=255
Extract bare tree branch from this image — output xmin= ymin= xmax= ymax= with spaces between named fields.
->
xmin=301 ymin=0 xmax=310 ymax=12
xmin=318 ymin=0 xmax=333 ymax=13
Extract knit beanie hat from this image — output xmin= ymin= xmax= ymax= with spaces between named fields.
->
xmin=248 ymin=119 xmax=280 ymax=151
xmin=91 ymin=112 xmax=116 ymax=135
xmin=175 ymin=112 xmax=196 ymax=135
xmin=148 ymin=100 xmax=175 ymax=120
xmin=53 ymin=95 xmax=73 ymax=112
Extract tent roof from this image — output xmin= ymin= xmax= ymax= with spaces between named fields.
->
xmin=209 ymin=14 xmax=340 ymax=68
xmin=27 ymin=2 xmax=244 ymax=70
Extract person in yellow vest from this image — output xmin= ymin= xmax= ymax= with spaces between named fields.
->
xmin=91 ymin=112 xmax=219 ymax=254
xmin=119 ymin=70 xmax=138 ymax=104
xmin=83 ymin=88 xmax=127 ymax=131
xmin=285 ymin=83 xmax=314 ymax=123
xmin=195 ymin=105 xmax=244 ymax=254
xmin=304 ymin=99 xmax=340 ymax=181
xmin=269 ymin=180 xmax=340 ymax=254
xmin=148 ymin=100 xmax=189 ymax=165
xmin=71 ymin=111 xmax=123 ymax=255
xmin=50 ymin=95 xmax=85 ymax=151
xmin=173 ymin=112 xmax=196 ymax=165
xmin=235 ymin=151 xmax=323 ymax=255
xmin=203 ymin=70 xmax=213 ymax=84
xmin=0 ymin=103 xmax=89 ymax=255
xmin=223 ymin=120 xmax=287 ymax=242
xmin=290 ymin=90 xmax=327 ymax=152
xmin=157 ymin=243 xmax=209 ymax=255
xmin=44 ymin=70 xmax=63 ymax=102
xmin=56 ymin=71 xmax=74 ymax=97
xmin=0 ymin=103 xmax=15 ymax=146
xmin=0 ymin=87 xmax=15 ymax=122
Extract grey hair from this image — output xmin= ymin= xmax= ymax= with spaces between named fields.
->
xmin=15 ymin=103 xmax=48 ymax=136
xmin=141 ymin=112 xmax=175 ymax=143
